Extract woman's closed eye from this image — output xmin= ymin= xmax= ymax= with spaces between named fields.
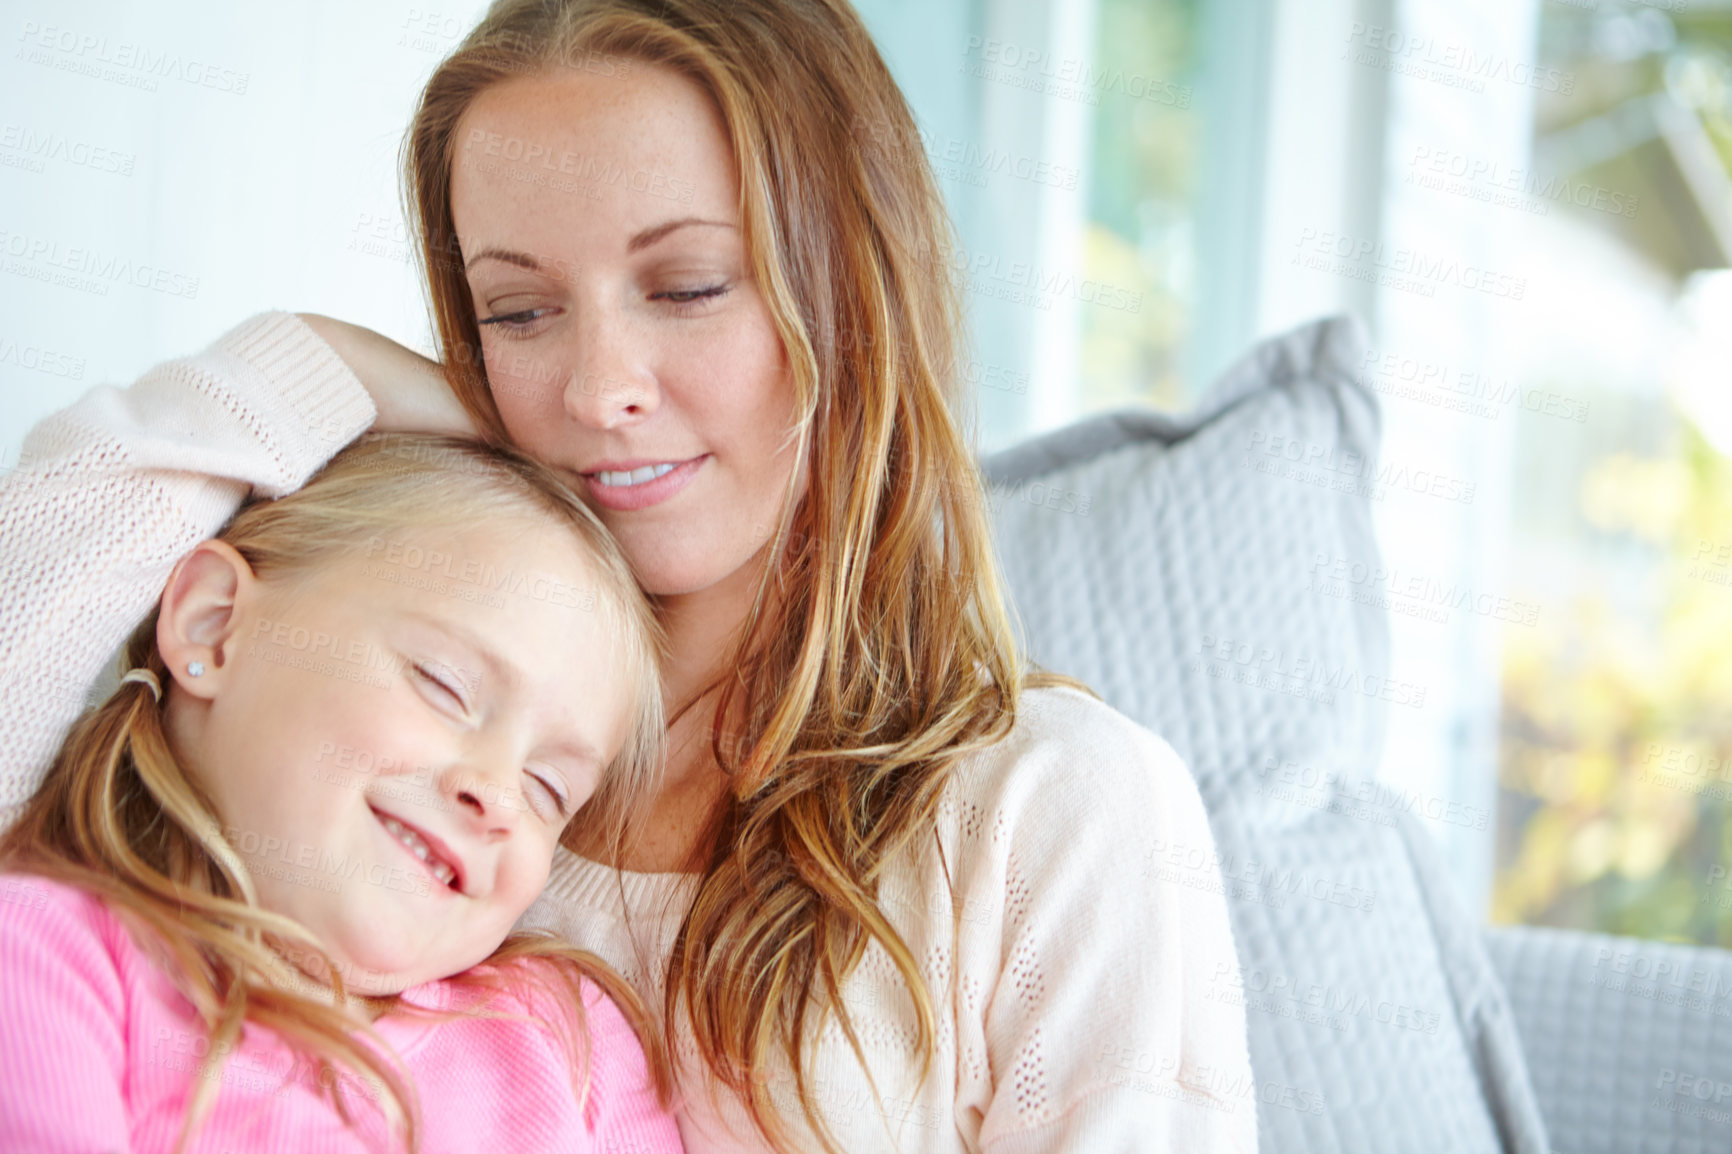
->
xmin=476 ymin=282 xmax=730 ymax=334
xmin=651 ymin=282 xmax=730 ymax=312
xmin=477 ymin=306 xmax=557 ymax=335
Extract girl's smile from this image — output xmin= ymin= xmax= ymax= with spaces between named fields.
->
xmin=370 ymin=804 xmax=464 ymax=892
xmin=162 ymin=522 xmax=630 ymax=995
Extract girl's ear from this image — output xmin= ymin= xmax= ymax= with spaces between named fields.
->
xmin=156 ymin=540 xmax=260 ymax=701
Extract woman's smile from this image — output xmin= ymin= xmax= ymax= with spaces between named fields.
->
xmin=580 ymin=453 xmax=710 ymax=511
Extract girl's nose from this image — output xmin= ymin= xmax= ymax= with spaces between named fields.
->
xmin=438 ymin=757 xmax=528 ymax=836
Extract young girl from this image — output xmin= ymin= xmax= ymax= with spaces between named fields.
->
xmin=0 ymin=433 xmax=687 ymax=1154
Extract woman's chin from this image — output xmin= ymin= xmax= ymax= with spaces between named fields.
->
xmin=629 ymin=555 xmax=732 ymax=599
xmin=623 ymin=534 xmax=776 ymax=601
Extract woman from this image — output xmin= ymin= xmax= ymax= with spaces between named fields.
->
xmin=0 ymin=0 xmax=1255 ymax=1150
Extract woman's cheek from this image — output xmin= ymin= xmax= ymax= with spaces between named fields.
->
xmin=483 ymin=345 xmax=543 ymax=416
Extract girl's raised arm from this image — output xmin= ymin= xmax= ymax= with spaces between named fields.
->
xmin=0 ymin=313 xmax=466 ymax=831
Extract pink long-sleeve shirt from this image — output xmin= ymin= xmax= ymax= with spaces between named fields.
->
xmin=0 ymin=874 xmax=685 ymax=1153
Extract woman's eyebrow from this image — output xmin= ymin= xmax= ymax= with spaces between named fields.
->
xmin=625 ymin=217 xmax=734 ymax=254
xmin=462 ymin=220 xmax=734 ymax=273
xmin=465 ymin=247 xmax=543 ymax=272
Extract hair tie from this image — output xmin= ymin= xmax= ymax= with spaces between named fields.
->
xmin=120 ymin=667 xmax=163 ymax=703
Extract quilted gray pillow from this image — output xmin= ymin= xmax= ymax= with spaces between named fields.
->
xmin=981 ymin=316 xmax=1549 ymax=1153
xmin=1485 ymin=925 xmax=1732 ymax=1154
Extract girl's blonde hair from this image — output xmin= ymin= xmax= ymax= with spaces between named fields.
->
xmin=407 ymin=5 xmax=1087 ymax=1150
xmin=0 ymin=433 xmax=671 ymax=1152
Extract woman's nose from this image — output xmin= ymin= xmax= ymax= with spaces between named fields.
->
xmin=562 ymin=308 xmax=658 ymax=428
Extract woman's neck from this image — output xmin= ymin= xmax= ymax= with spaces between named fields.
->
xmin=590 ymin=545 xmax=771 ymax=874
xmin=655 ymin=555 xmax=764 ymax=739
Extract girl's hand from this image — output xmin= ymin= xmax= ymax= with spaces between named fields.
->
xmin=297 ymin=314 xmax=478 ymax=438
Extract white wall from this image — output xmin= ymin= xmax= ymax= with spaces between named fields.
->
xmin=858 ymin=0 xmax=1103 ymax=451
xmin=0 ymin=0 xmax=493 ymax=464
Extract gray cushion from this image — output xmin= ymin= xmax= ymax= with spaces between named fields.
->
xmin=981 ymin=316 xmax=1549 ymax=1153
xmin=1486 ymin=924 xmax=1732 ymax=1154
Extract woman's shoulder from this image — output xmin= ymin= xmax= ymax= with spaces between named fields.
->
xmin=935 ymin=684 xmax=1218 ymax=875
xmin=1004 ymin=682 xmax=1172 ymax=744
xmin=951 ymin=683 xmax=1193 ymax=810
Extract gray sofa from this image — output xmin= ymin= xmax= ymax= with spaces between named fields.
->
xmin=980 ymin=317 xmax=1732 ymax=1153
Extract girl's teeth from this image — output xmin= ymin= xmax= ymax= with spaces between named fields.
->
xmin=595 ymin=462 xmax=679 ymax=487
xmin=379 ymin=814 xmax=455 ymax=887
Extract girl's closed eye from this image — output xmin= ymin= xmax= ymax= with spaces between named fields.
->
xmin=413 ymin=662 xmax=470 ymax=715
xmin=523 ymin=765 xmax=570 ymax=821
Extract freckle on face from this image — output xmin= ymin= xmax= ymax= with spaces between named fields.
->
xmin=450 ymin=63 xmax=804 ymax=599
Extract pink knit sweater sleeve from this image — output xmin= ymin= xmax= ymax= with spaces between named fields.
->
xmin=0 ymin=313 xmax=377 ymax=830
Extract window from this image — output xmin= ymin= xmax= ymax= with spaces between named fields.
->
xmin=880 ymin=0 xmax=1732 ymax=943
xmin=1080 ymin=0 xmax=1202 ymax=415
xmin=1493 ymin=2 xmax=1732 ymax=946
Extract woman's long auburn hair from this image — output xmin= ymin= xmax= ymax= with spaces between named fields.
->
xmin=406 ymin=4 xmax=1084 ymax=1150
xmin=0 ymin=434 xmax=673 ymax=1153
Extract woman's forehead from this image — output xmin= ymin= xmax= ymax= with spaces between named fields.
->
xmin=452 ymin=63 xmax=740 ymax=233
